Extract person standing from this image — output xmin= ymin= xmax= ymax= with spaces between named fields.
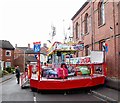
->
xmin=15 ymin=66 xmax=20 ymax=84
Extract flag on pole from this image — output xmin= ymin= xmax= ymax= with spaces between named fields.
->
xmin=68 ymin=26 xmax=70 ymax=30
xmin=51 ymin=25 xmax=56 ymax=37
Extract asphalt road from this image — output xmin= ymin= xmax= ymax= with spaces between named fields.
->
xmin=0 ymin=76 xmax=105 ymax=103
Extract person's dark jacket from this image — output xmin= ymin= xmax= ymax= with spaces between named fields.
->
xmin=16 ymin=68 xmax=20 ymax=78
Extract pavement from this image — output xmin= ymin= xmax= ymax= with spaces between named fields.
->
xmin=0 ymin=74 xmax=120 ymax=102
xmin=0 ymin=73 xmax=15 ymax=83
xmin=91 ymin=85 xmax=120 ymax=102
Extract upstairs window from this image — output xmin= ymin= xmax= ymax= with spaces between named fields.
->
xmin=6 ymin=50 xmax=11 ymax=56
xmin=75 ymin=22 xmax=79 ymax=39
xmin=84 ymin=13 xmax=89 ymax=34
xmin=98 ymin=0 xmax=105 ymax=26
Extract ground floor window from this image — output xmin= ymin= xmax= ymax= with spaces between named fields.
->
xmin=5 ymin=62 xmax=11 ymax=68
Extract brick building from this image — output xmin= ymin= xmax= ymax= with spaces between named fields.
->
xmin=71 ymin=0 xmax=120 ymax=79
xmin=14 ymin=44 xmax=36 ymax=72
xmin=0 ymin=40 xmax=15 ymax=69
xmin=0 ymin=48 xmax=4 ymax=70
xmin=14 ymin=43 xmax=48 ymax=72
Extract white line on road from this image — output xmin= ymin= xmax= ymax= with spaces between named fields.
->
xmin=33 ymin=92 xmax=37 ymax=103
xmin=34 ymin=96 xmax=37 ymax=102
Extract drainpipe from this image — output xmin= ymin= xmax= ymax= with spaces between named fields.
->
xmin=91 ymin=0 xmax=94 ymax=50
xmin=113 ymin=1 xmax=117 ymax=75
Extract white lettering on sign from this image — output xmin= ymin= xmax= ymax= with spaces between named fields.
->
xmin=67 ymin=56 xmax=91 ymax=64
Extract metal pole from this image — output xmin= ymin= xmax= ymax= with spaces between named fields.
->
xmin=38 ymin=52 xmax=41 ymax=81
xmin=24 ymin=50 xmax=25 ymax=72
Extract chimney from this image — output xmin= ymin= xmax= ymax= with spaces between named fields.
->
xmin=28 ymin=43 xmax=30 ymax=49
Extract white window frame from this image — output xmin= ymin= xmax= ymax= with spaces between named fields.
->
xmin=6 ymin=50 xmax=11 ymax=56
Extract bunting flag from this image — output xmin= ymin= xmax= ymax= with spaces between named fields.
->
xmin=102 ymin=42 xmax=108 ymax=52
xmin=105 ymin=43 xmax=108 ymax=52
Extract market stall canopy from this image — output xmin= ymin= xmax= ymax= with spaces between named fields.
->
xmin=47 ymin=42 xmax=79 ymax=56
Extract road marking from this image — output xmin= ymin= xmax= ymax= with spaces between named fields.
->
xmin=34 ymin=96 xmax=36 ymax=102
xmin=33 ymin=92 xmax=37 ymax=103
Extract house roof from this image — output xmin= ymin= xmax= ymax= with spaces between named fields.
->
xmin=15 ymin=45 xmax=48 ymax=55
xmin=25 ymin=49 xmax=35 ymax=54
xmin=25 ymin=46 xmax=48 ymax=55
xmin=16 ymin=47 xmax=28 ymax=51
xmin=0 ymin=40 xmax=14 ymax=50
xmin=71 ymin=0 xmax=90 ymax=20
xmin=25 ymin=56 xmax=37 ymax=62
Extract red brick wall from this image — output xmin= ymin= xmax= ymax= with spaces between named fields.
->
xmin=14 ymin=48 xmax=25 ymax=72
xmin=2 ymin=49 xmax=14 ymax=68
xmin=14 ymin=55 xmax=24 ymax=72
xmin=94 ymin=2 xmax=114 ymax=42
xmin=14 ymin=48 xmax=23 ymax=59
xmin=72 ymin=1 xmax=120 ymax=79
xmin=117 ymin=1 xmax=120 ymax=78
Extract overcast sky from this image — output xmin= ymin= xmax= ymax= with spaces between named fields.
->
xmin=0 ymin=0 xmax=85 ymax=47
